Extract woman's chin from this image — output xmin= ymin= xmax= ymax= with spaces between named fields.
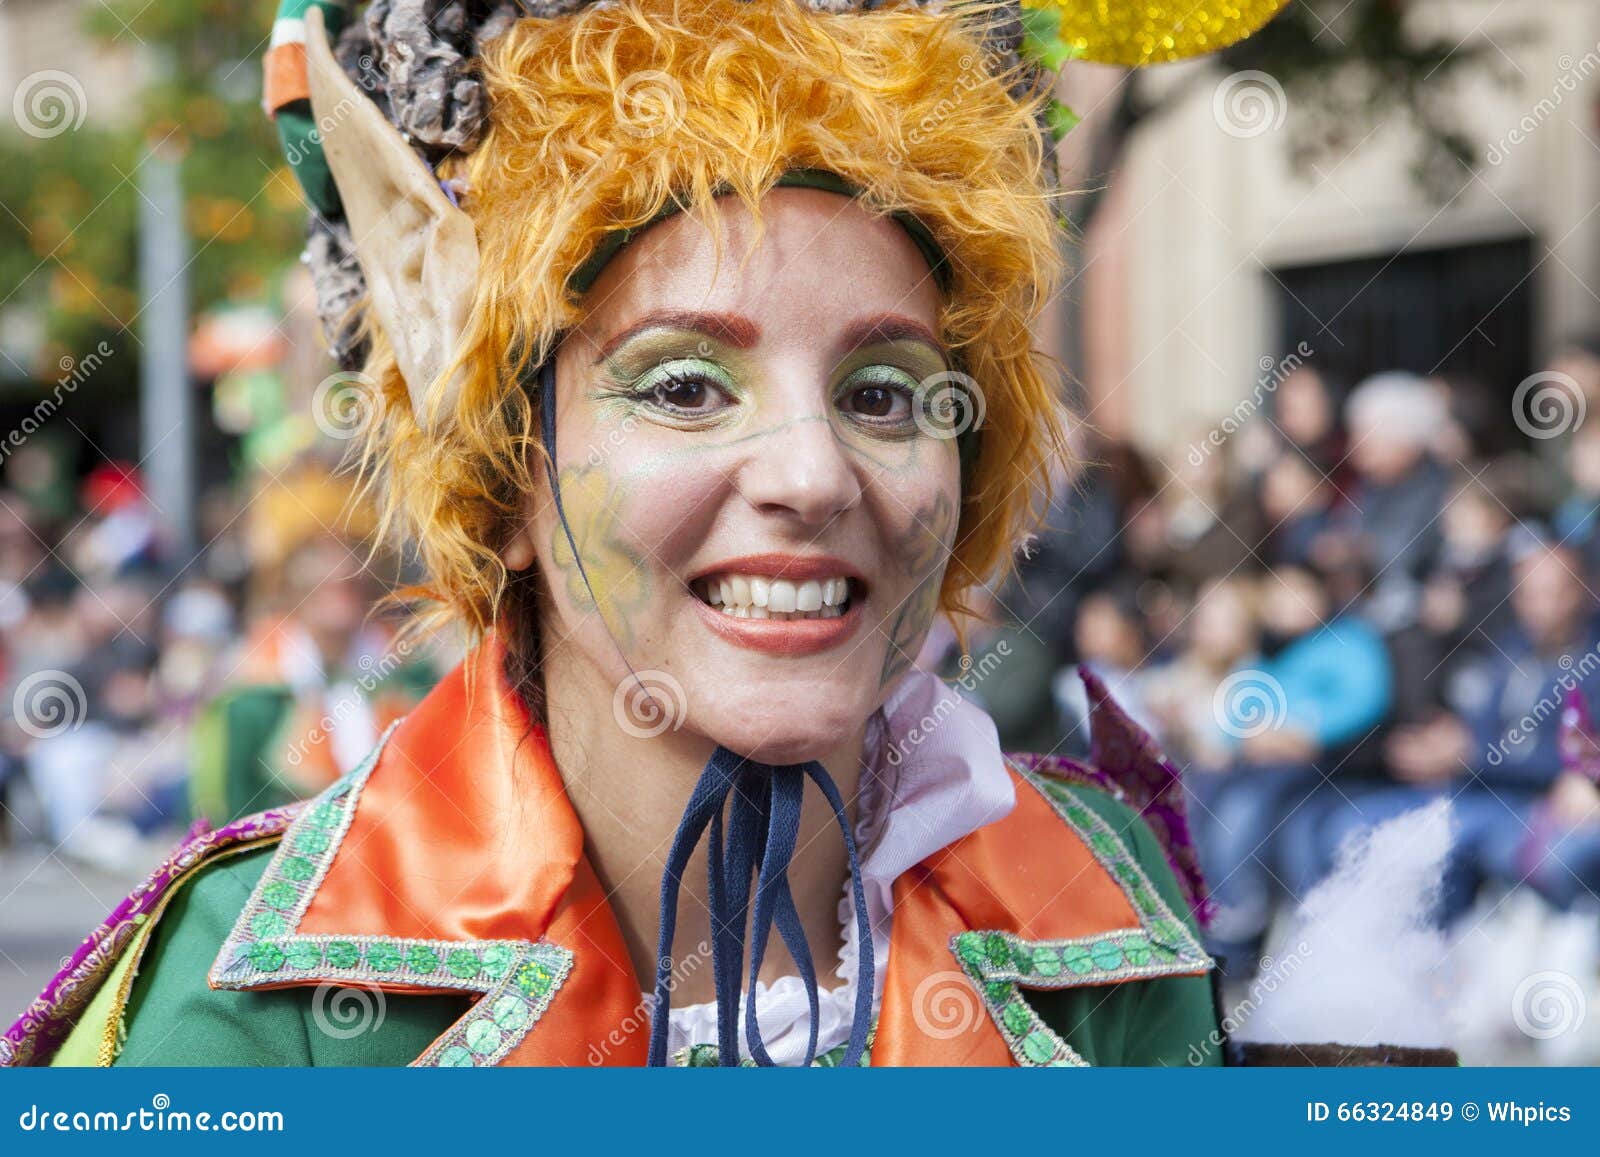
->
xmin=697 ymin=709 xmax=864 ymax=768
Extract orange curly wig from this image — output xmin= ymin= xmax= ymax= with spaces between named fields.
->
xmin=356 ymin=0 xmax=1071 ymax=644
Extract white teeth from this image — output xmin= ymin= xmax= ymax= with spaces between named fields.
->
xmin=696 ymin=571 xmax=858 ymax=617
xmin=718 ymin=604 xmax=831 ymax=621
xmin=768 ymin=580 xmax=797 ymax=613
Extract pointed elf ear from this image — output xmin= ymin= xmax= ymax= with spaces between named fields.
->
xmin=305 ymin=5 xmax=479 ymax=427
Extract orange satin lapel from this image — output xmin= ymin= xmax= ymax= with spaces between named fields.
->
xmin=873 ymin=769 xmax=1148 ymax=1065
xmin=513 ymin=856 xmax=651 ymax=1066
xmin=299 ymin=639 xmax=583 ymax=945
xmin=928 ymin=770 xmax=1139 ymax=939
xmin=873 ymin=864 xmax=1014 ymax=1066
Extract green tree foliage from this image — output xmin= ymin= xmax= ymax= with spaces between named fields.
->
xmin=0 ymin=0 xmax=304 ymax=384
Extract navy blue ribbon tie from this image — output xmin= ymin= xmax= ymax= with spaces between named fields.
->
xmin=648 ymin=748 xmax=874 ymax=1067
xmin=537 ymin=355 xmax=875 ymax=1067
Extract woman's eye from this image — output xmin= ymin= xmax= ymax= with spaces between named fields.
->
xmin=846 ymin=385 xmax=900 ymax=417
xmin=650 ymin=375 xmax=714 ymax=410
xmin=838 ymin=369 xmax=918 ymax=425
xmin=631 ymin=360 xmax=735 ymax=417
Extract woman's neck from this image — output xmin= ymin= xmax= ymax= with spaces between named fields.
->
xmin=538 ymin=634 xmax=870 ymax=1008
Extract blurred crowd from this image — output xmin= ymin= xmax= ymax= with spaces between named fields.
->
xmin=0 ymin=448 xmax=437 ymax=872
xmin=937 ymin=341 xmax=1600 ymax=976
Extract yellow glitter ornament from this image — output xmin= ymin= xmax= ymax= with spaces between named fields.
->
xmin=1023 ymin=0 xmax=1292 ymax=67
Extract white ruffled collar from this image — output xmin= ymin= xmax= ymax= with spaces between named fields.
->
xmin=653 ymin=667 xmax=1017 ymax=1063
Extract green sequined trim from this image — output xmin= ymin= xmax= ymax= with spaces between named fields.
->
xmin=209 ymin=721 xmax=576 ymax=1068
xmin=945 ymin=763 xmax=1215 ymax=1067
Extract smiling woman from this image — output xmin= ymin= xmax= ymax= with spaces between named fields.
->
xmin=0 ymin=0 xmax=1288 ymax=1070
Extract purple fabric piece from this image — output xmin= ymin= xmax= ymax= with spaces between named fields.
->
xmin=1518 ymin=687 xmax=1600 ymax=879
xmin=1560 ymin=686 xmax=1600 ymax=783
xmin=1007 ymin=665 xmax=1212 ymax=926
xmin=1 ymin=806 xmax=302 ymax=1068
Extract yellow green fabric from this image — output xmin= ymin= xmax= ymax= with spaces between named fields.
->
xmin=49 ymin=914 xmax=160 ymax=1067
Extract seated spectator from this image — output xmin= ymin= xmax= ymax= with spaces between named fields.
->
xmin=1555 ymin=418 xmax=1600 ymax=574
xmin=1421 ymin=465 xmax=1521 ymax=652
xmin=1185 ymin=565 xmax=1393 ymax=973
xmin=1517 ymin=696 xmax=1600 ymax=913
xmin=1052 ymin=582 xmax=1159 ymax=744
xmin=1258 ymin=451 xmax=1339 ymax=570
xmin=1238 ymin=364 xmax=1351 ymax=491
xmin=1006 ymin=436 xmax=1134 ymax=659
xmin=1145 ymin=577 xmax=1259 ymax=772
xmin=1315 ymin=373 xmax=1451 ymax=632
xmin=1296 ymin=540 xmax=1600 ymax=925
xmin=1155 ymin=432 xmax=1265 ymax=591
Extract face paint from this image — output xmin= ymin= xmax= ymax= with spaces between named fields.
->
xmin=529 ymin=187 xmax=961 ymax=766
xmin=878 ymin=488 xmax=957 ymax=689
xmin=546 ymin=461 xmax=654 ymax=652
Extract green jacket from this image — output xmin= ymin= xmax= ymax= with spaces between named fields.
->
xmin=47 ymin=781 xmax=1219 ymax=1067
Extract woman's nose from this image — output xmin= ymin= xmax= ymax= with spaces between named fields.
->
xmin=733 ymin=413 xmax=863 ymax=527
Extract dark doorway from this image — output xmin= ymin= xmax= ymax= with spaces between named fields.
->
xmin=1271 ymin=237 xmax=1536 ymax=447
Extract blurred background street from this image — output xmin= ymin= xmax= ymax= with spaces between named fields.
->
xmin=0 ymin=854 xmax=142 ymax=1017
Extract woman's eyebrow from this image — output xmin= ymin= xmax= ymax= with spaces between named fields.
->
xmin=593 ymin=309 xmax=761 ymax=363
xmin=839 ymin=313 xmax=944 ymax=355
